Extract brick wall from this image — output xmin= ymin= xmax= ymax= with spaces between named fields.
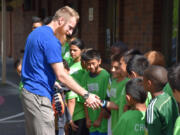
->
xmin=122 ymin=0 xmax=155 ymax=53
xmin=0 ymin=0 xmax=169 ymax=62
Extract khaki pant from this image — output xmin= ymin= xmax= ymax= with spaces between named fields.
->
xmin=21 ymin=88 xmax=55 ymax=135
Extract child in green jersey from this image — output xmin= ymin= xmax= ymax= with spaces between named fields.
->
xmin=69 ymin=38 xmax=85 ymax=74
xmin=113 ymin=78 xmax=147 ymax=135
xmin=65 ymin=38 xmax=85 ymax=134
xmin=126 ymin=54 xmax=152 ymax=106
xmin=69 ymin=49 xmax=90 ymax=135
xmin=168 ymin=64 xmax=180 ymax=135
xmin=143 ymin=65 xmax=179 ymax=135
xmin=14 ymin=58 xmax=23 ymax=96
xmin=83 ymin=49 xmax=110 ymax=135
xmin=144 ymin=50 xmax=173 ymax=97
xmin=104 ymin=50 xmax=141 ymax=133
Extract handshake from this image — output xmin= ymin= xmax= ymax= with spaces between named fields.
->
xmin=84 ymin=92 xmax=118 ymax=110
xmin=83 ymin=92 xmax=110 ymax=110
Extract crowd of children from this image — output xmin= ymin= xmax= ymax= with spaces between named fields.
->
xmin=15 ymin=33 xmax=180 ymax=135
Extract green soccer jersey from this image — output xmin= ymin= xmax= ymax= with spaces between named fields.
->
xmin=113 ymin=110 xmax=146 ymax=135
xmin=146 ymin=92 xmax=179 ymax=135
xmin=69 ymin=61 xmax=82 ymax=75
xmin=174 ymin=116 xmax=180 ymax=135
xmin=163 ymin=83 xmax=173 ymax=97
xmin=85 ymin=69 xmax=110 ymax=133
xmin=61 ymin=42 xmax=72 ymax=65
xmin=71 ymin=69 xmax=88 ymax=121
xmin=109 ymin=78 xmax=129 ymax=130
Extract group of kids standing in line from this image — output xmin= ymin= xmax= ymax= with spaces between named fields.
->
xmin=14 ymin=21 xmax=180 ymax=135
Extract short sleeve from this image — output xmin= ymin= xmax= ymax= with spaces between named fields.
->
xmin=44 ymin=39 xmax=62 ymax=64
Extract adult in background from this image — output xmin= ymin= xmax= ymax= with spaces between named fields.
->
xmin=21 ymin=6 xmax=101 ymax=135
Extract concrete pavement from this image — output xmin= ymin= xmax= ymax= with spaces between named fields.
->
xmin=0 ymin=58 xmax=25 ymax=135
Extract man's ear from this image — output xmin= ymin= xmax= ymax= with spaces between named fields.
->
xmin=58 ymin=17 xmax=65 ymax=26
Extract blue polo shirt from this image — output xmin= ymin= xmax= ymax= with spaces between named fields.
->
xmin=21 ymin=26 xmax=62 ymax=101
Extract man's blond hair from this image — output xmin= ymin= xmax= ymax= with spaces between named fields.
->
xmin=53 ymin=6 xmax=79 ymax=23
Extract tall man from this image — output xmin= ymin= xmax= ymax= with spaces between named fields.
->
xmin=21 ymin=6 xmax=101 ymax=135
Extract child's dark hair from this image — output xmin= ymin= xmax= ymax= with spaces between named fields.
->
xmin=81 ymin=48 xmax=93 ymax=61
xmin=111 ymin=41 xmax=128 ymax=53
xmin=127 ymin=55 xmax=149 ymax=76
xmin=69 ymin=38 xmax=85 ymax=50
xmin=83 ymin=49 xmax=101 ymax=61
xmin=111 ymin=53 xmax=121 ymax=63
xmin=43 ymin=16 xmax=52 ymax=25
xmin=14 ymin=58 xmax=22 ymax=69
xmin=168 ymin=63 xmax=180 ymax=91
xmin=32 ymin=16 xmax=42 ymax=23
xmin=122 ymin=49 xmax=142 ymax=64
xmin=63 ymin=59 xmax=70 ymax=71
xmin=144 ymin=65 xmax=168 ymax=92
xmin=126 ymin=78 xmax=147 ymax=103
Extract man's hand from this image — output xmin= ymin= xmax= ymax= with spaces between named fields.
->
xmin=84 ymin=94 xmax=101 ymax=109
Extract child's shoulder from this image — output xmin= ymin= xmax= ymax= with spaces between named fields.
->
xmin=100 ymin=68 xmax=110 ymax=76
xmin=120 ymin=110 xmax=146 ymax=122
xmin=150 ymin=93 xmax=174 ymax=110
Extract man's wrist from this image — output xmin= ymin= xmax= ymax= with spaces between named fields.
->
xmin=83 ymin=91 xmax=90 ymax=100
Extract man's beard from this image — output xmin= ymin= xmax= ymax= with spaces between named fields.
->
xmin=55 ymin=27 xmax=67 ymax=45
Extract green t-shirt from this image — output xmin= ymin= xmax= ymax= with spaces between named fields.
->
xmin=71 ymin=69 xmax=88 ymax=121
xmin=66 ymin=61 xmax=82 ymax=100
xmin=146 ymin=92 xmax=179 ymax=135
xmin=19 ymin=81 xmax=23 ymax=97
xmin=85 ymin=69 xmax=110 ymax=133
xmin=174 ymin=116 xmax=180 ymax=135
xmin=113 ymin=110 xmax=146 ymax=135
xmin=109 ymin=78 xmax=129 ymax=130
xmin=61 ymin=42 xmax=72 ymax=65
xmin=69 ymin=61 xmax=82 ymax=75
xmin=163 ymin=83 xmax=173 ymax=97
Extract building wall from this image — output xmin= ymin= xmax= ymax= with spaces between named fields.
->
xmin=122 ymin=0 xmax=154 ymax=52
xmin=0 ymin=0 xmax=171 ymax=63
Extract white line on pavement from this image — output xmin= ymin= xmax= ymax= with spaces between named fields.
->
xmin=0 ymin=112 xmax=24 ymax=122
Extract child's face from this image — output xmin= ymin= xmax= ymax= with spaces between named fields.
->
xmin=119 ymin=57 xmax=127 ymax=77
xmin=16 ymin=64 xmax=22 ymax=76
xmin=70 ymin=45 xmax=81 ymax=61
xmin=111 ymin=61 xmax=119 ymax=77
xmin=86 ymin=59 xmax=101 ymax=74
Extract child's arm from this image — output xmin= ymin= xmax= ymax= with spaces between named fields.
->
xmin=67 ymin=98 xmax=76 ymax=116
xmin=67 ymin=98 xmax=79 ymax=131
xmin=84 ymin=105 xmax=91 ymax=128
xmin=102 ymin=100 xmax=119 ymax=110
xmin=93 ymin=108 xmax=104 ymax=127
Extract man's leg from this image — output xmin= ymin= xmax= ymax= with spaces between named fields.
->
xmin=21 ymin=88 xmax=55 ymax=135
